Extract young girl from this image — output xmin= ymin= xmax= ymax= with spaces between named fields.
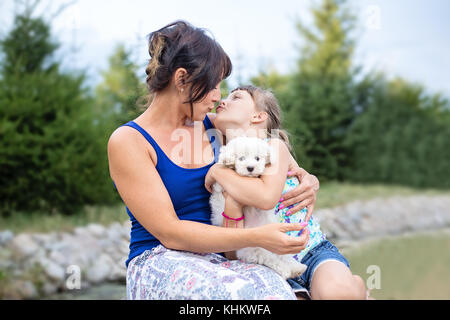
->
xmin=205 ymin=85 xmax=369 ymax=300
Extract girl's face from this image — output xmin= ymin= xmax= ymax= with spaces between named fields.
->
xmin=214 ymin=90 xmax=256 ymax=133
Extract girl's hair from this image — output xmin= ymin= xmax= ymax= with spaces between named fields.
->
xmin=144 ymin=20 xmax=232 ymax=117
xmin=231 ymin=85 xmax=292 ymax=151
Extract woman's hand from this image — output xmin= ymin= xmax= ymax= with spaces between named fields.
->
xmin=281 ymin=165 xmax=319 ymax=223
xmin=205 ymin=163 xmax=222 ymax=193
xmin=253 ymin=223 xmax=310 ymax=255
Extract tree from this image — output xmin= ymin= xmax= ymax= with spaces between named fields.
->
xmin=0 ymin=7 xmax=116 ymax=215
xmin=284 ymin=0 xmax=360 ymax=180
xmin=344 ymin=74 xmax=450 ymax=188
xmin=95 ymin=44 xmax=147 ymax=128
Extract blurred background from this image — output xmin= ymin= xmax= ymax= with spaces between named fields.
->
xmin=0 ymin=0 xmax=449 ymax=300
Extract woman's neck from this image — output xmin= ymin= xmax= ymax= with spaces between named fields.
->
xmin=138 ymin=92 xmax=191 ymax=129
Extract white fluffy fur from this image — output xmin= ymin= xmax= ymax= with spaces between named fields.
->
xmin=209 ymin=136 xmax=307 ymax=279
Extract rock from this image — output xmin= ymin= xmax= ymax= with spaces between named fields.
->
xmin=43 ymin=260 xmax=66 ymax=282
xmin=31 ymin=233 xmax=53 ymax=246
xmin=85 ymin=254 xmax=114 ymax=284
xmin=74 ymin=226 xmax=90 ymax=237
xmin=48 ymin=249 xmax=67 ymax=267
xmin=0 ymin=248 xmax=13 ymax=269
xmin=29 ymin=256 xmax=66 ymax=282
xmin=8 ymin=234 xmax=40 ymax=260
xmin=41 ymin=282 xmax=59 ymax=296
xmin=108 ymin=264 xmax=127 ymax=281
xmin=86 ymin=224 xmax=107 ymax=238
xmin=11 ymin=280 xmax=38 ymax=299
xmin=0 ymin=230 xmax=14 ymax=246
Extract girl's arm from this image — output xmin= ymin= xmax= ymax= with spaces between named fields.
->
xmin=206 ymin=138 xmax=290 ymax=210
xmin=221 ymin=192 xmax=244 ymax=260
xmin=109 ymin=127 xmax=307 ymax=254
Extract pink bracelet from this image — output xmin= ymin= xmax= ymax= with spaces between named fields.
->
xmin=221 ymin=212 xmax=245 ymax=221
xmin=222 ymin=211 xmax=244 ymax=228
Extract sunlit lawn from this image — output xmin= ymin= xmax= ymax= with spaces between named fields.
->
xmin=1 ymin=182 xmax=449 ymax=234
xmin=341 ymin=229 xmax=450 ymax=300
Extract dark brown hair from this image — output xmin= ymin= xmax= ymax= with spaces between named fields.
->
xmin=145 ymin=20 xmax=232 ymax=116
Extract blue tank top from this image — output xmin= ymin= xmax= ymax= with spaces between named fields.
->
xmin=113 ymin=115 xmax=222 ymax=267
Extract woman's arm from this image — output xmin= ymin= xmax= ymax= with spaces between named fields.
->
xmin=205 ymin=138 xmax=290 ymax=210
xmin=108 ymin=127 xmax=307 ymax=254
xmin=281 ymin=154 xmax=320 ymax=222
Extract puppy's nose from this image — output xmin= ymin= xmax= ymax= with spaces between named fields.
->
xmin=247 ymin=166 xmax=254 ymax=172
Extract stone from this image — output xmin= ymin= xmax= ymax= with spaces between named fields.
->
xmin=0 ymin=230 xmax=14 ymax=246
xmin=85 ymin=254 xmax=114 ymax=284
xmin=8 ymin=234 xmax=40 ymax=260
xmin=48 ymin=249 xmax=67 ymax=267
xmin=86 ymin=224 xmax=107 ymax=238
xmin=30 ymin=256 xmax=66 ymax=282
xmin=12 ymin=280 xmax=38 ymax=299
xmin=41 ymin=282 xmax=59 ymax=296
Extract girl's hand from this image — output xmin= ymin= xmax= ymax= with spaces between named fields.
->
xmin=280 ymin=165 xmax=319 ymax=223
xmin=254 ymin=223 xmax=310 ymax=255
xmin=205 ymin=163 xmax=222 ymax=193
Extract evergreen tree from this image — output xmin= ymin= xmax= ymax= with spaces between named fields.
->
xmin=285 ymin=0 xmax=360 ymax=180
xmin=344 ymin=74 xmax=450 ymax=188
xmin=0 ymin=8 xmax=116 ymax=215
xmin=95 ymin=44 xmax=147 ymax=128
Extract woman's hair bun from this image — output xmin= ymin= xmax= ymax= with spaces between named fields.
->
xmin=146 ymin=33 xmax=166 ymax=84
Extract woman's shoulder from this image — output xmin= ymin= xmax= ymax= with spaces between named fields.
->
xmin=109 ymin=125 xmax=140 ymax=148
xmin=108 ymin=124 xmax=154 ymax=162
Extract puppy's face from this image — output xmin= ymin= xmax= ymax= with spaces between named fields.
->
xmin=218 ymin=137 xmax=274 ymax=177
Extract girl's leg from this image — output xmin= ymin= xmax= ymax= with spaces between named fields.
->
xmin=309 ymin=260 xmax=367 ymax=300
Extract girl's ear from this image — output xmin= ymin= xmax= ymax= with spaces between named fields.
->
xmin=251 ymin=111 xmax=269 ymax=125
xmin=218 ymin=144 xmax=236 ymax=168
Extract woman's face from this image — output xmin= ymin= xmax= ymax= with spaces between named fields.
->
xmin=214 ymin=90 xmax=256 ymax=133
xmin=190 ymin=83 xmax=222 ymax=121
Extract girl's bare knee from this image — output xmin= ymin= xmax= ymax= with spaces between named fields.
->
xmin=314 ymin=275 xmax=366 ymax=300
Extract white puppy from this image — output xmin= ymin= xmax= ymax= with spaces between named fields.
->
xmin=209 ymin=136 xmax=307 ymax=279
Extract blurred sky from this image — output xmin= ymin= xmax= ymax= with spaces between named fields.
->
xmin=1 ymin=0 xmax=449 ymax=96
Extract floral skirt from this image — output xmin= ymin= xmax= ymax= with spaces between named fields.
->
xmin=126 ymin=245 xmax=297 ymax=300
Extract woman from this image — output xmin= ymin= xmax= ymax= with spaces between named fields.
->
xmin=108 ymin=20 xmax=319 ymax=300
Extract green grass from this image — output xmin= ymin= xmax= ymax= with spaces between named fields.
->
xmin=0 ymin=204 xmax=125 ymax=234
xmin=341 ymin=229 xmax=450 ymax=300
xmin=0 ymin=182 xmax=448 ymax=234
xmin=316 ymin=181 xmax=449 ymax=209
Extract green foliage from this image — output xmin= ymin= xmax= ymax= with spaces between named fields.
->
xmin=284 ymin=0 xmax=359 ymax=180
xmin=344 ymin=75 xmax=450 ymax=188
xmin=250 ymin=0 xmax=450 ymax=189
xmin=95 ymin=44 xmax=147 ymax=129
xmin=0 ymin=10 xmax=117 ymax=216
xmin=0 ymin=14 xmax=58 ymax=75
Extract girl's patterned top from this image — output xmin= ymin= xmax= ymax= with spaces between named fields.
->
xmin=274 ymin=176 xmax=326 ymax=262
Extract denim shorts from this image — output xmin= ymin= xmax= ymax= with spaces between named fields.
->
xmin=286 ymin=240 xmax=350 ymax=299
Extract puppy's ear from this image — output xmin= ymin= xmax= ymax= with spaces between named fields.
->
xmin=218 ymin=144 xmax=236 ymax=168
